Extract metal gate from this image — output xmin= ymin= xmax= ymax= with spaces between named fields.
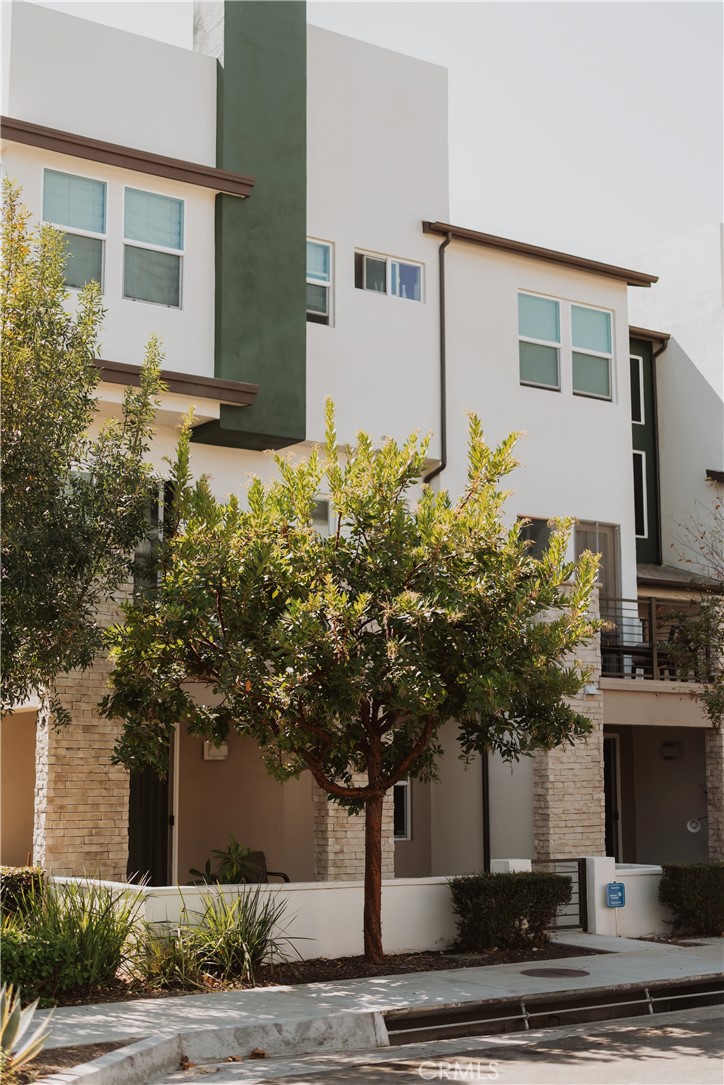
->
xmin=531 ymin=857 xmax=588 ymax=931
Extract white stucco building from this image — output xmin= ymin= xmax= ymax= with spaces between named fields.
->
xmin=2 ymin=0 xmax=721 ymax=893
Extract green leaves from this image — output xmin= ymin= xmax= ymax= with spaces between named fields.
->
xmin=1 ymin=181 xmax=163 ymax=712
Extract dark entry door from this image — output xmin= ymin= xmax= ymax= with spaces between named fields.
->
xmin=603 ymin=735 xmax=621 ymax=862
xmin=128 ymin=762 xmax=171 ymax=885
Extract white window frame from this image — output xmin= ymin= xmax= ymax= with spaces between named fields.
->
xmin=518 ymin=290 xmax=561 ymax=392
xmin=42 ymin=166 xmax=107 ymax=292
xmin=306 ymin=237 xmax=333 ymax=326
xmin=122 ymin=184 xmax=184 ymax=309
xmin=393 ymin=778 xmax=412 ymax=840
xmin=632 ymin=450 xmax=648 ymax=539
xmin=630 ymin=354 xmax=645 ymax=424
xmin=571 ymin=302 xmax=613 ymax=401
xmin=356 ymin=249 xmax=424 ymax=303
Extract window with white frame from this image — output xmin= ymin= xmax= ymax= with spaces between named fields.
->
xmin=518 ymin=293 xmax=560 ymax=390
xmin=123 ymin=188 xmax=184 ymax=308
xmin=393 ymin=778 xmax=411 ymax=840
xmin=307 ymin=239 xmax=332 ymax=325
xmin=355 ymin=251 xmax=423 ymax=302
xmin=43 ymin=169 xmax=107 ymax=290
xmin=572 ymin=305 xmax=612 ymax=400
xmin=630 ymin=355 xmax=645 ymax=424
xmin=632 ymin=451 xmax=648 ymax=538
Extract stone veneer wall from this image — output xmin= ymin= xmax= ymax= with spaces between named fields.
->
xmin=33 ymin=597 xmax=130 ymax=880
xmin=533 ymin=589 xmax=606 ymax=860
xmin=705 ymin=726 xmax=724 ymax=861
xmin=313 ymin=778 xmax=395 ymax=880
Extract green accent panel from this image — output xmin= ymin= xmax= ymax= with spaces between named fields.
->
xmin=630 ymin=338 xmax=659 ymax=563
xmin=214 ymin=0 xmax=307 ymax=448
xmin=192 ymin=406 xmax=301 ymax=451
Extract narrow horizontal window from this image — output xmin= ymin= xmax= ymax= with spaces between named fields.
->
xmin=355 ymin=251 xmax=423 ymax=302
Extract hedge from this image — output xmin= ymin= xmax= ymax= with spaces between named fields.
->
xmin=659 ymin=862 xmax=724 ymax=936
xmin=448 ymin=871 xmax=571 ymax=950
xmin=0 ymin=867 xmax=46 ymax=915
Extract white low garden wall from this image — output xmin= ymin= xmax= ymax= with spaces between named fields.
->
xmin=585 ymin=857 xmax=673 ymax=937
xmin=54 ymin=876 xmax=458 ymax=959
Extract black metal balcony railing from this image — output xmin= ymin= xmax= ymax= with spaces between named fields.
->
xmin=599 ymin=595 xmax=710 ymax=682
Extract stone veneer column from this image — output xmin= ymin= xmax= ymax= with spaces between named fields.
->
xmin=33 ymin=598 xmax=130 ymax=880
xmin=533 ymin=589 xmax=606 ymax=860
xmin=313 ymin=777 xmax=395 ymax=881
xmin=705 ymin=726 xmax=724 ymax=860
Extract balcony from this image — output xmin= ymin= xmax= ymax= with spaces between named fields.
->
xmin=599 ymin=595 xmax=710 ymax=682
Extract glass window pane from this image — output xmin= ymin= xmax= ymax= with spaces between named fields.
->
xmin=312 ymin=499 xmax=330 ymax=536
xmin=518 ymin=294 xmax=559 ymax=343
xmin=572 ymin=305 xmax=611 ymax=353
xmin=364 ymin=258 xmax=387 ymax=293
xmin=519 ymin=518 xmax=552 ymax=560
xmin=64 ymin=234 xmax=103 ymax=289
xmin=306 ymin=283 xmax=328 ymax=315
xmin=393 ymin=783 xmax=408 ymax=838
xmin=391 ymin=261 xmax=421 ymax=301
xmin=633 ymin=453 xmax=646 ymax=537
xmin=124 ymin=245 xmax=181 ymax=307
xmin=125 ymin=189 xmax=184 ymax=250
xmin=44 ymin=170 xmax=105 ymax=233
xmin=573 ymin=352 xmax=611 ymax=398
xmin=307 ymin=241 xmax=330 ymax=282
xmin=519 ymin=341 xmax=559 ymax=388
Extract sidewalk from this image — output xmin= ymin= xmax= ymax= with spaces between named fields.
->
xmin=35 ymin=933 xmax=724 ymax=1085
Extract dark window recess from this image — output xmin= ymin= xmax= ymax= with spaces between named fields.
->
xmin=519 ymin=518 xmax=552 ymax=560
xmin=633 ymin=452 xmax=647 ymax=537
xmin=393 ymin=782 xmax=409 ymax=838
xmin=354 ymin=252 xmax=364 ymax=289
xmin=630 ymin=356 xmax=643 ymax=423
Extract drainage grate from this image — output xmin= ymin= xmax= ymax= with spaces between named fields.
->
xmin=520 ymin=968 xmax=590 ymax=978
xmin=384 ymin=977 xmax=724 ymax=1045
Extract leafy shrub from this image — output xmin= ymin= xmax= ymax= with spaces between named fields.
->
xmin=139 ymin=886 xmax=296 ymax=990
xmin=189 ymin=836 xmax=256 ymax=885
xmin=449 ymin=871 xmax=572 ymax=950
xmin=659 ymin=862 xmax=724 ymax=936
xmin=0 ymin=868 xmax=46 ymax=916
xmin=0 ymin=983 xmax=51 ymax=1085
xmin=0 ymin=880 xmax=144 ymax=1003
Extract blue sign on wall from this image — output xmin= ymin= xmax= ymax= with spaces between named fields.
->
xmin=606 ymin=882 xmax=626 ymax=908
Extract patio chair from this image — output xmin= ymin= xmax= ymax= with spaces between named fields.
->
xmin=246 ymin=851 xmax=290 ymax=883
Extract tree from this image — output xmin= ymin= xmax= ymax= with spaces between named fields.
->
xmin=1 ymin=181 xmax=162 ymax=715
xmin=670 ymin=500 xmax=724 ymax=727
xmin=103 ymin=402 xmax=601 ymax=962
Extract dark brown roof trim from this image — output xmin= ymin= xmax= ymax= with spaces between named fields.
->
xmin=423 ymin=221 xmax=658 ymax=287
xmin=1 ymin=117 xmax=255 ymax=199
xmin=637 ymin=575 xmax=722 ymax=594
xmin=706 ymin=468 xmax=724 ymax=484
xmin=96 ymin=360 xmax=258 ymax=406
xmin=629 ymin=325 xmax=671 ymax=345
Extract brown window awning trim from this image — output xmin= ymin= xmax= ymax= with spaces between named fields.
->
xmin=422 ymin=221 xmax=658 ymax=288
xmin=1 ymin=116 xmax=255 ymax=199
xmin=629 ymin=325 xmax=671 ymax=346
xmin=95 ymin=359 xmax=258 ymax=406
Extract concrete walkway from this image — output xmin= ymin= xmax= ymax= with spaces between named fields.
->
xmin=40 ymin=934 xmax=723 ymax=1051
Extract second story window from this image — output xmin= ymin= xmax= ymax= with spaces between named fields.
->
xmin=355 ymin=251 xmax=423 ymax=301
xmin=43 ymin=169 xmax=106 ymax=289
xmin=518 ymin=517 xmax=553 ymax=559
xmin=123 ymin=188 xmax=184 ymax=308
xmin=572 ymin=305 xmax=613 ymax=400
xmin=307 ymin=239 xmax=332 ymax=325
xmin=518 ymin=293 xmax=560 ymax=390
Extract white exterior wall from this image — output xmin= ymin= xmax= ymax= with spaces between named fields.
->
xmin=306 ymin=27 xmax=448 ymax=450
xmin=628 ymin=225 xmax=724 ymax=575
xmin=5 ymin=2 xmax=217 ymax=165
xmin=443 ymin=245 xmax=639 ymax=598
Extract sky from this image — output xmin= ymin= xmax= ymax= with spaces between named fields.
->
xmin=28 ymin=1 xmax=723 ymax=265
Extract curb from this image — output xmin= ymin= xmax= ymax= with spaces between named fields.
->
xmin=31 ymin=1009 xmax=390 ymax=1085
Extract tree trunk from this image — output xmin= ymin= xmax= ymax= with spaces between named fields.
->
xmin=363 ymin=791 xmax=385 ymax=963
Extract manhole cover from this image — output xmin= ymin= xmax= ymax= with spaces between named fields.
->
xmin=519 ymin=967 xmax=590 ymax=978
